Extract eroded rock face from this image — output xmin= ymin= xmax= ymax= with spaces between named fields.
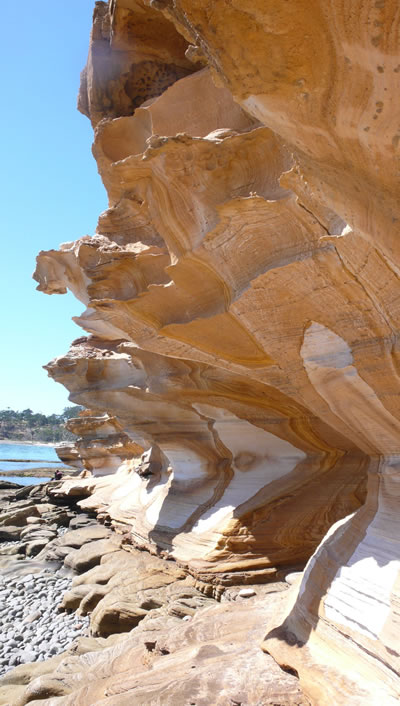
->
xmin=34 ymin=0 xmax=400 ymax=703
xmin=78 ymin=0 xmax=199 ymax=127
xmin=35 ymin=24 xmax=368 ymax=585
xmin=42 ymin=328 xmax=367 ymax=586
xmin=56 ymin=409 xmax=143 ymax=476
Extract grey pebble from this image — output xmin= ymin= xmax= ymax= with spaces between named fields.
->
xmin=0 ymin=535 xmax=91 ymax=677
xmin=18 ymin=650 xmax=38 ymax=664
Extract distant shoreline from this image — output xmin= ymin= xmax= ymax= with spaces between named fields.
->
xmin=0 ymin=439 xmax=55 ymax=447
xmin=0 ymin=466 xmax=76 ymax=478
xmin=0 ymin=467 xmax=62 ymax=478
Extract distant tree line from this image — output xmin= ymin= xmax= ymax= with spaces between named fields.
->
xmin=0 ymin=406 xmax=83 ymax=443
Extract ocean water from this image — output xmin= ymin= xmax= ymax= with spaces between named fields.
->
xmin=0 ymin=443 xmax=65 ymax=472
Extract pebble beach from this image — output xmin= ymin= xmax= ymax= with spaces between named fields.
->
xmin=0 ymin=477 xmax=97 ymax=677
xmin=0 ymin=568 xmax=89 ymax=674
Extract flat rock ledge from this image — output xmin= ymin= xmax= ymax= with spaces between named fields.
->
xmin=0 ymin=481 xmax=307 ymax=705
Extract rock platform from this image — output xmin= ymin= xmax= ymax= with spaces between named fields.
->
xmin=0 ymin=479 xmax=306 ymax=705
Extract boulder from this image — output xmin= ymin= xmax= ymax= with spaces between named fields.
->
xmin=63 ymin=537 xmax=122 ymax=573
xmin=0 ymin=526 xmax=22 ymax=541
xmin=0 ymin=506 xmax=39 ymax=528
xmin=25 ymin=540 xmax=49 ymax=557
xmin=58 ymin=525 xmax=111 ymax=548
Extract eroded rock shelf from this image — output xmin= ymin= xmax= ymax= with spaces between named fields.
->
xmin=7 ymin=0 xmax=400 ymax=704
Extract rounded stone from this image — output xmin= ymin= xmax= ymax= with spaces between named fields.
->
xmin=237 ymin=588 xmax=257 ymax=598
xmin=18 ymin=649 xmax=38 ymax=664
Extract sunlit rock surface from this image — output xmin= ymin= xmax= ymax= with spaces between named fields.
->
xmin=31 ymin=0 xmax=400 ymax=703
xmin=57 ymin=410 xmax=143 ymax=477
xmin=0 ymin=574 xmax=305 ymax=706
xmin=43 ymin=334 xmax=366 ymax=585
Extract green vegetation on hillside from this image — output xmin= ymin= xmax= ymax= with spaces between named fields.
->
xmin=0 ymin=407 xmax=83 ymax=443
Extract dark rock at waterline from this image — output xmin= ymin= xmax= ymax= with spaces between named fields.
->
xmin=0 ymin=490 xmax=20 ymax=504
xmin=0 ymin=481 xmax=22 ymax=490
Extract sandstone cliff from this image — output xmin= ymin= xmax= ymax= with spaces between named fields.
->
xmin=30 ymin=1 xmax=400 ymax=704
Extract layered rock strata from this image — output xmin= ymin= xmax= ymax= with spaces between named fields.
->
xmin=44 ymin=336 xmax=367 ymax=585
xmin=156 ymin=2 xmax=400 ymax=705
xmin=1 ymin=582 xmax=306 ymax=706
xmin=56 ymin=410 xmax=143 ymax=476
xmin=0 ymin=482 xmax=306 ymax=706
xmin=35 ymin=2 xmax=368 ymax=587
xmin=32 ymin=0 xmax=400 ymax=703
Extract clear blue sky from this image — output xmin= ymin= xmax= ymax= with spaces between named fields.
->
xmin=0 ymin=1 xmax=107 ymax=414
